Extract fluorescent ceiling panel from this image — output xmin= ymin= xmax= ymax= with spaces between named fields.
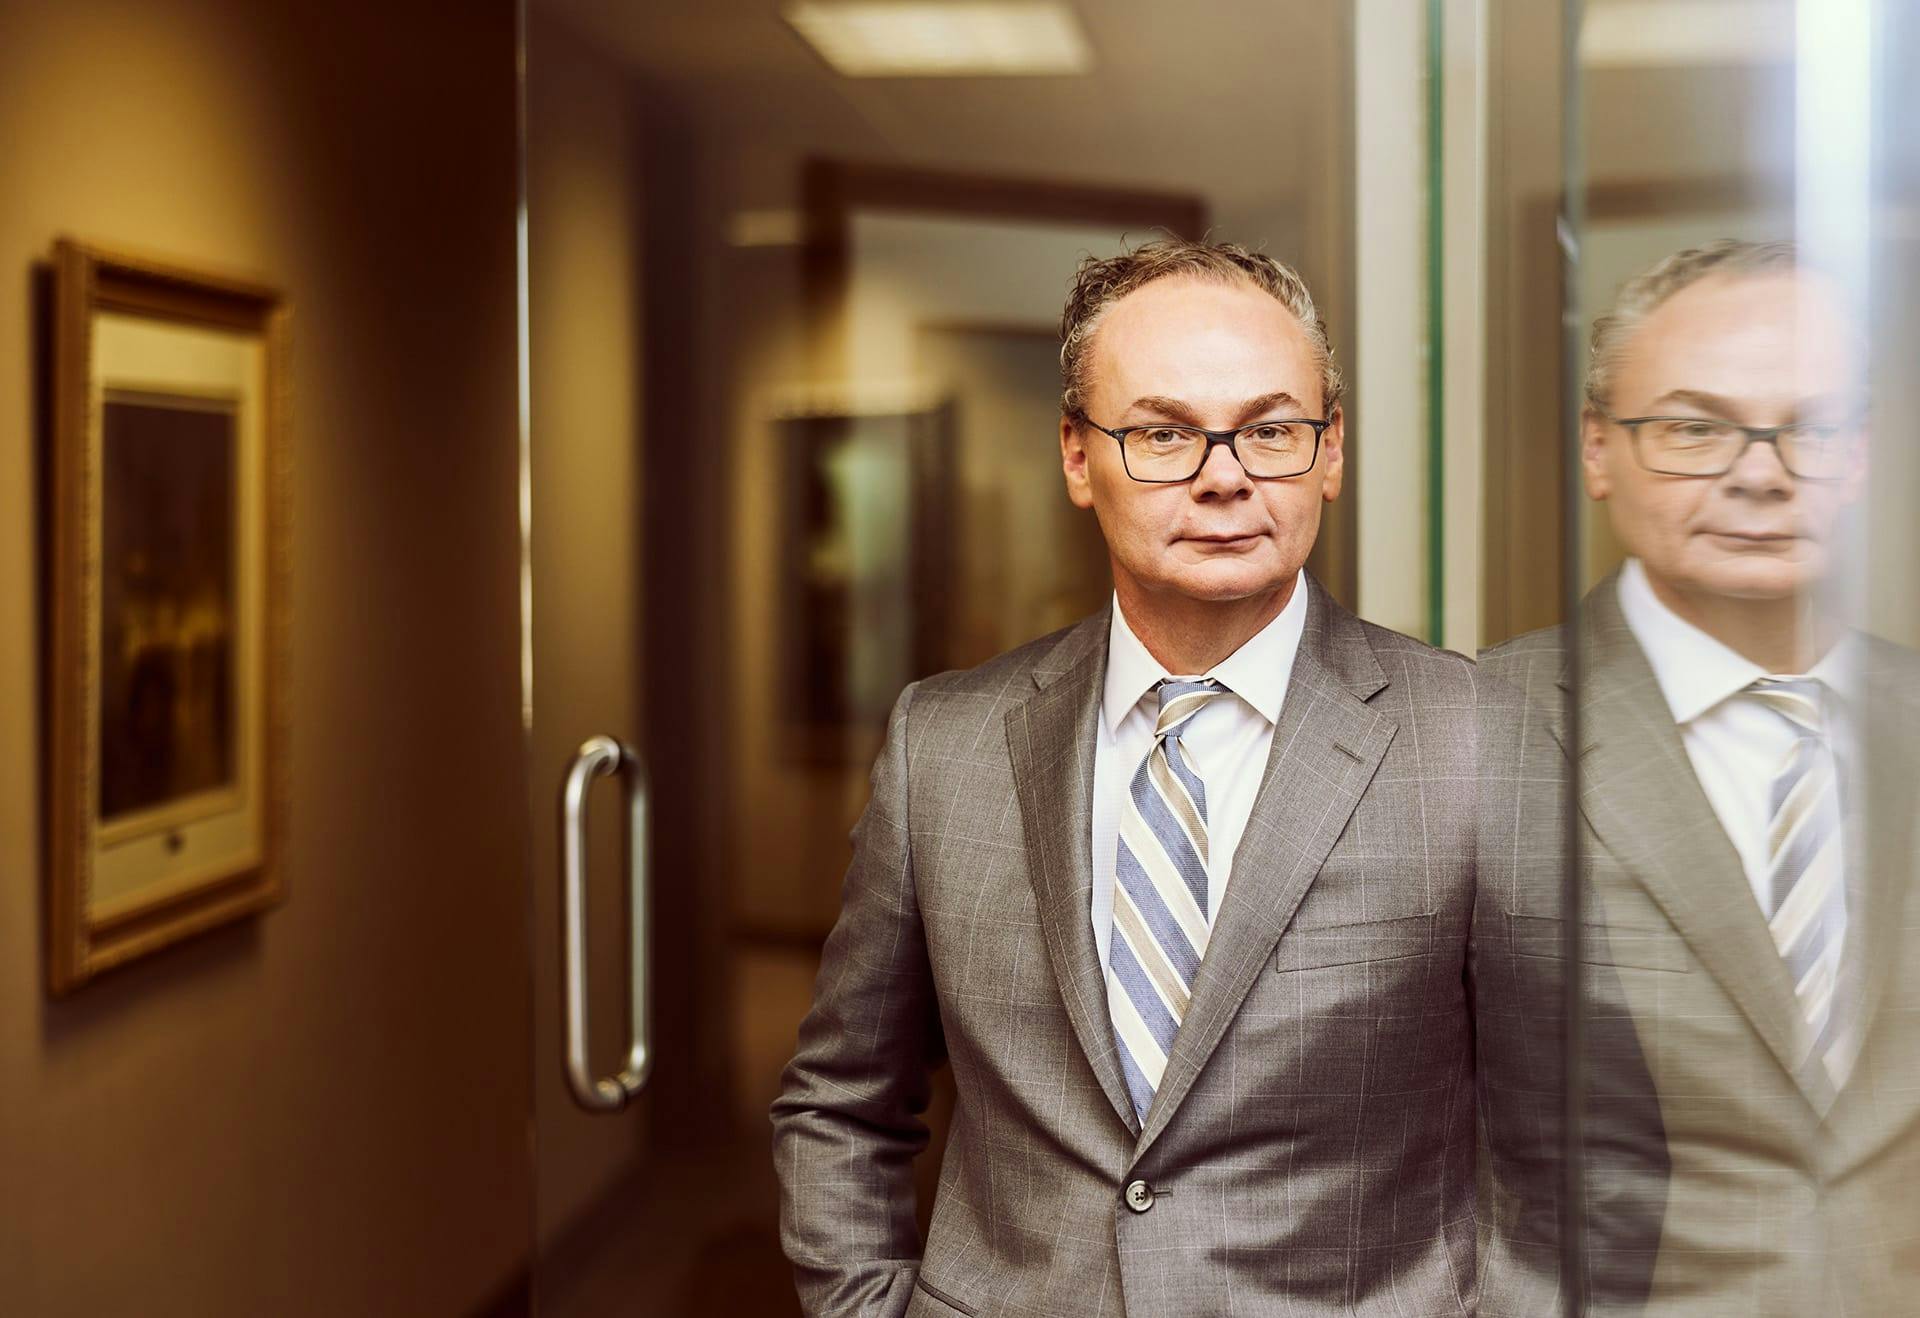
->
xmin=784 ymin=2 xmax=1094 ymax=77
xmin=1581 ymin=1 xmax=1794 ymax=68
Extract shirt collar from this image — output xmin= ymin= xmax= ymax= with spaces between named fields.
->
xmin=1103 ymin=571 xmax=1307 ymax=733
xmin=1616 ymin=556 xmax=1861 ymax=723
xmin=1809 ymin=635 xmax=1862 ymax=707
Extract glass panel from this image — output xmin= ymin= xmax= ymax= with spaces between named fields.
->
xmin=518 ymin=1 xmax=1920 ymax=1313
xmin=517 ymin=4 xmax=658 ymax=1312
xmin=1489 ymin=1 xmax=1920 ymax=1312
xmin=517 ymin=2 xmax=1369 ymax=1312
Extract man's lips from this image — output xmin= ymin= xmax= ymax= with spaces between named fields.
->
xmin=1700 ymin=530 xmax=1797 ymax=542
xmin=1182 ymin=531 xmax=1265 ymax=544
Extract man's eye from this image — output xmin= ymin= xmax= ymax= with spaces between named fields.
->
xmin=1667 ymin=421 xmax=1724 ymax=441
xmin=1141 ymin=428 xmax=1191 ymax=446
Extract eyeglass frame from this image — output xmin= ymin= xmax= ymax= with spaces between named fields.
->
xmin=1594 ymin=406 xmax=1862 ymax=481
xmin=1073 ymin=413 xmax=1333 ymax=484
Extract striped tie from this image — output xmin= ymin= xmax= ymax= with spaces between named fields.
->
xmin=1107 ymin=678 xmax=1226 ymax=1123
xmin=1748 ymin=676 xmax=1850 ymax=1086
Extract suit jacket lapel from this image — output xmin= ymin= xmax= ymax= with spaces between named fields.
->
xmin=1005 ymin=608 xmax=1138 ymax=1133
xmin=1135 ymin=578 xmax=1397 ymax=1155
xmin=1566 ymin=581 xmax=1822 ymax=1101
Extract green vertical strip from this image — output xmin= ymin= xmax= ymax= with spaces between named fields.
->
xmin=1426 ymin=0 xmax=1446 ymax=647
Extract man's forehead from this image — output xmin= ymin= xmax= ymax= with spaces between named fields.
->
xmin=1652 ymin=268 xmax=1843 ymax=321
xmin=1094 ymin=281 xmax=1316 ymax=389
xmin=1620 ymin=273 xmax=1862 ymax=393
xmin=1100 ymin=273 xmax=1307 ymax=335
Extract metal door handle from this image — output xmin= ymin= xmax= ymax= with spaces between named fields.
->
xmin=560 ymin=735 xmax=650 ymax=1112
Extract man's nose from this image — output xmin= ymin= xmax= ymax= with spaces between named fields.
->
xmin=1191 ymin=437 xmax=1253 ymax=496
xmin=1721 ymin=434 xmax=1796 ymax=497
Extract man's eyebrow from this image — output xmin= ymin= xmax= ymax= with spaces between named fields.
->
xmin=1643 ymin=388 xmax=1852 ymax=420
xmin=1642 ymin=389 xmax=1745 ymax=416
xmin=1124 ymin=391 xmax=1307 ymax=425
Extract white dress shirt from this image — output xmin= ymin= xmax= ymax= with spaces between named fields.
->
xmin=1090 ymin=572 xmax=1308 ymax=971
xmin=1616 ymin=557 xmax=1859 ymax=915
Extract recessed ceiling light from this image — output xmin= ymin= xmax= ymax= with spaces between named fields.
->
xmin=1581 ymin=0 xmax=1794 ymax=68
xmin=784 ymin=2 xmax=1094 ymax=78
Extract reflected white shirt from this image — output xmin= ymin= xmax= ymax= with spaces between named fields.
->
xmin=1616 ymin=557 xmax=1858 ymax=915
xmin=1090 ymin=573 xmax=1308 ymax=971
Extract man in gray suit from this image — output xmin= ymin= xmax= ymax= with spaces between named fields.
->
xmin=1481 ymin=239 xmax=1920 ymax=1313
xmin=773 ymin=238 xmax=1483 ymax=1316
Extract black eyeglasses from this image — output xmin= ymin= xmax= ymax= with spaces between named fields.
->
xmin=1077 ymin=416 xmax=1331 ymax=483
xmin=1597 ymin=408 xmax=1862 ymax=480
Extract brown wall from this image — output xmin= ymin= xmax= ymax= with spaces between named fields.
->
xmin=0 ymin=2 xmax=531 ymax=1314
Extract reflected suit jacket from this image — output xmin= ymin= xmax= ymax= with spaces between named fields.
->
xmin=1479 ymin=576 xmax=1920 ymax=1316
xmin=773 ymin=575 xmax=1484 ymax=1317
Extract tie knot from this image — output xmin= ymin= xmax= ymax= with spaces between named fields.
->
xmin=1154 ymin=678 xmax=1225 ymax=741
xmin=1748 ymin=675 xmax=1825 ymax=734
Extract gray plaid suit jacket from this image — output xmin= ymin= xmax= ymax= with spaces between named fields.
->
xmin=1480 ymin=577 xmax=1920 ymax=1315
xmin=773 ymin=576 xmax=1483 ymax=1317
xmin=1474 ymin=613 xmax=1669 ymax=1317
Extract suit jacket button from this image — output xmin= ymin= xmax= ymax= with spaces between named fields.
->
xmin=1124 ymin=1179 xmax=1154 ymax=1213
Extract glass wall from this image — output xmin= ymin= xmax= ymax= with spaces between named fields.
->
xmin=521 ymin=0 xmax=1363 ymax=1308
xmin=516 ymin=0 xmax=1920 ymax=1312
xmin=1477 ymin=1 xmax=1920 ymax=1313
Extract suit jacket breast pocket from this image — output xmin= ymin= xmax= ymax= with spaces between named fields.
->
xmin=1273 ymin=911 xmax=1437 ymax=971
xmin=1508 ymin=913 xmax=1689 ymax=973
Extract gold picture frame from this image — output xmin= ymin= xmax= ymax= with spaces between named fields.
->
xmin=48 ymin=241 xmax=290 ymax=994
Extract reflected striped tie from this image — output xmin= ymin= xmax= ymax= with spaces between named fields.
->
xmin=1107 ymin=678 xmax=1226 ymax=1123
xmin=1748 ymin=676 xmax=1850 ymax=1086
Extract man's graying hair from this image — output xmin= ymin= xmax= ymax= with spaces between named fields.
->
xmin=1059 ymin=237 xmax=1345 ymax=421
xmin=1586 ymin=238 xmax=1799 ymax=409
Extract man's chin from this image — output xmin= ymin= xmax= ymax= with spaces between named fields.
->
xmin=1682 ymin=554 xmax=1823 ymax=602
xmin=1158 ymin=561 xmax=1298 ymax=604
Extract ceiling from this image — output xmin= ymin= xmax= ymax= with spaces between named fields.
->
xmin=534 ymin=0 xmax=1344 ymax=239
xmin=532 ymin=0 xmax=1861 ymax=243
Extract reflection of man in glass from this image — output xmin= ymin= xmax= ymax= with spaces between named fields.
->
xmin=773 ymin=239 xmax=1486 ymax=1315
xmin=1482 ymin=240 xmax=1920 ymax=1313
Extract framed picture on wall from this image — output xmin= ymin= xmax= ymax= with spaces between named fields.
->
xmin=770 ymin=394 xmax=955 ymax=766
xmin=47 ymin=241 xmax=290 ymax=995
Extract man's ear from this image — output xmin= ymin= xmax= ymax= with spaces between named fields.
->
xmin=1581 ymin=406 xmax=1612 ymax=500
xmin=1319 ymin=404 xmax=1345 ymax=503
xmin=1061 ymin=415 xmax=1095 ymax=509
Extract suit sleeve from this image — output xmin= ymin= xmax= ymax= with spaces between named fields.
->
xmin=771 ymin=681 xmax=947 ymax=1318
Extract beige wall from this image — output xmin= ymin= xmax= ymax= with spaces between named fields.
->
xmin=0 ymin=3 xmax=531 ymax=1314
